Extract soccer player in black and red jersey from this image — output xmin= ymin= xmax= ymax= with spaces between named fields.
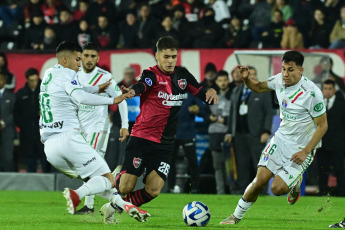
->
xmin=113 ymin=36 xmax=218 ymax=207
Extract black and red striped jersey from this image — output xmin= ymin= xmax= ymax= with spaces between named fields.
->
xmin=130 ymin=65 xmax=208 ymax=144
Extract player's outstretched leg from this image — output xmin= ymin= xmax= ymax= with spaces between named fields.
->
xmin=329 ymin=218 xmax=345 ymax=228
xmin=100 ymin=191 xmax=151 ymax=224
xmin=287 ymin=175 xmax=303 ymax=205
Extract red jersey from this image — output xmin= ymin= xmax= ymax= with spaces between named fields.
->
xmin=130 ymin=65 xmax=208 ymax=144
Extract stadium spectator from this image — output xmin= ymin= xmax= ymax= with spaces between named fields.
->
xmin=23 ymin=0 xmax=43 ymax=27
xmin=224 ymin=16 xmax=251 ymax=48
xmin=280 ymin=18 xmax=304 ymax=49
xmin=14 ymin=68 xmax=50 ymax=173
xmin=169 ymin=91 xmax=205 ymax=193
xmin=113 ymin=36 xmax=218 ymax=208
xmin=22 ymin=8 xmax=46 ymax=50
xmin=118 ymin=67 xmax=137 ymax=89
xmin=221 ymin=51 xmax=328 ymax=225
xmin=136 ymin=3 xmax=160 ymax=49
xmin=248 ymin=0 xmax=274 ymax=45
xmin=0 ymin=53 xmax=16 ymax=90
xmin=55 ymin=8 xmax=77 ymax=43
xmin=225 ymin=66 xmax=274 ymax=194
xmin=180 ymin=0 xmax=205 ymax=22
xmin=201 ymin=62 xmax=218 ymax=90
xmin=193 ymin=7 xmax=223 ymax=48
xmin=119 ymin=11 xmax=139 ymax=49
xmin=229 ymin=0 xmax=256 ymax=21
xmin=309 ymin=8 xmax=332 ymax=49
xmin=207 ymin=70 xmax=231 ymax=194
xmin=92 ymin=14 xmax=118 ymax=50
xmin=0 ymin=0 xmax=24 ymax=27
xmin=73 ymin=0 xmax=88 ymax=21
xmin=261 ymin=9 xmax=284 ymax=48
xmin=84 ymin=0 xmax=117 ymax=30
xmin=0 ymin=73 xmax=16 ymax=172
xmin=207 ymin=0 xmax=230 ymax=29
xmin=329 ymin=6 xmax=345 ymax=49
xmin=323 ymin=0 xmax=345 ymax=28
xmin=41 ymin=26 xmax=57 ymax=50
xmin=317 ymin=80 xmax=345 ymax=196
xmin=76 ymin=19 xmax=91 ymax=47
xmin=272 ymin=0 xmax=293 ymax=22
xmin=172 ymin=4 xmax=192 ymax=48
xmin=41 ymin=0 xmax=66 ymax=25
xmin=158 ymin=16 xmax=180 ymax=42
xmin=116 ymin=0 xmax=138 ymax=20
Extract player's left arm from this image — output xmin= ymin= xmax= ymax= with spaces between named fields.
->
xmin=184 ymin=69 xmax=218 ymax=104
xmin=106 ymin=78 xmax=130 ymax=142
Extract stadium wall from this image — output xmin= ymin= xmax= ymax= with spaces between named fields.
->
xmin=6 ymin=49 xmax=345 ymax=92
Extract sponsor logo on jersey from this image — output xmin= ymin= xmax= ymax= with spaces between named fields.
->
xmin=281 ymin=111 xmax=297 ymax=120
xmin=145 ymin=78 xmax=152 ymax=86
xmin=159 ymin=82 xmax=168 ymax=84
xmin=178 ymin=79 xmax=187 ymax=90
xmin=71 ymin=80 xmax=78 ymax=85
xmin=83 ymin=156 xmax=96 ymax=167
xmin=133 ymin=157 xmax=142 ymax=168
xmin=158 ymin=91 xmax=187 ymax=106
xmin=314 ymin=102 xmax=324 ymax=112
xmin=282 ymin=99 xmax=288 ymax=108
xmin=39 ymin=121 xmax=64 ymax=129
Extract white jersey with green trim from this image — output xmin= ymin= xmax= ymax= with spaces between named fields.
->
xmin=77 ymin=66 xmax=125 ymax=133
xmin=267 ymin=73 xmax=326 ymax=149
xmin=39 ymin=64 xmax=85 ymax=140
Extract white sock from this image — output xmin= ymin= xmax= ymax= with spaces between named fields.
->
xmin=75 ymin=176 xmax=111 ymax=200
xmin=97 ymin=188 xmax=117 ymax=200
xmin=233 ymin=197 xmax=254 ymax=219
xmin=110 ymin=190 xmax=129 ymax=210
xmin=84 ymin=195 xmax=95 ymax=209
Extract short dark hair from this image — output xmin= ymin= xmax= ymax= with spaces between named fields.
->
xmin=216 ymin=70 xmax=229 ymax=79
xmin=204 ymin=62 xmax=217 ymax=74
xmin=282 ymin=50 xmax=304 ymax=66
xmin=322 ymin=79 xmax=335 ymax=88
xmin=56 ymin=41 xmax=82 ymax=54
xmin=25 ymin=68 xmax=39 ymax=79
xmin=156 ymin=36 xmax=179 ymax=52
xmin=82 ymin=42 xmax=99 ymax=52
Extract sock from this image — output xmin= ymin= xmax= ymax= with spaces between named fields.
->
xmin=124 ymin=188 xmax=154 ymax=207
xmin=97 ymin=188 xmax=117 ymax=200
xmin=84 ymin=195 xmax=95 ymax=209
xmin=75 ymin=176 xmax=112 ymax=200
xmin=233 ymin=197 xmax=254 ymax=219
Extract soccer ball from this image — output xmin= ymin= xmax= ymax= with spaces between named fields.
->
xmin=182 ymin=201 xmax=210 ymax=227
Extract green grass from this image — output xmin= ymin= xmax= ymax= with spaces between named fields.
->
xmin=0 ymin=191 xmax=344 ymax=230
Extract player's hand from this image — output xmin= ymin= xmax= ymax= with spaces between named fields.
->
xmin=205 ymin=88 xmax=218 ymax=104
xmin=98 ymin=79 xmax=112 ymax=93
xmin=119 ymin=128 xmax=129 ymax=142
xmin=224 ymin=134 xmax=232 ymax=143
xmin=290 ymin=149 xmax=308 ymax=165
xmin=121 ymin=85 xmax=135 ymax=95
xmin=260 ymin=133 xmax=270 ymax=144
xmin=237 ymin=65 xmax=249 ymax=79
xmin=113 ymin=93 xmax=131 ymax=104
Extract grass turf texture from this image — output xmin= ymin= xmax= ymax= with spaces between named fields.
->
xmin=0 ymin=191 xmax=344 ymax=230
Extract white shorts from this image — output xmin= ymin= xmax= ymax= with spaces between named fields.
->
xmin=85 ymin=131 xmax=109 ymax=158
xmin=258 ymin=135 xmax=316 ymax=189
xmin=44 ymin=130 xmax=110 ymax=179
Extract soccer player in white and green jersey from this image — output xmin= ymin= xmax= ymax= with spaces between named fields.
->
xmin=75 ymin=42 xmax=129 ymax=214
xmin=220 ymin=51 xmax=328 ymax=225
xmin=40 ymin=41 xmax=150 ymax=223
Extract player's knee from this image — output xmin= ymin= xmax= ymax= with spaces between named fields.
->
xmin=119 ymin=181 xmax=135 ymax=194
xmin=252 ymin=178 xmax=268 ymax=191
xmin=270 ymin=184 xmax=286 ymax=196
xmin=145 ymin=186 xmax=161 ymax=197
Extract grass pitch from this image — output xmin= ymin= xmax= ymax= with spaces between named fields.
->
xmin=0 ymin=191 xmax=344 ymax=230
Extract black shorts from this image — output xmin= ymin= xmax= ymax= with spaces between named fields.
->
xmin=122 ymin=136 xmax=173 ymax=182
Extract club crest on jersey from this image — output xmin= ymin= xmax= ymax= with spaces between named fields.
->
xmin=145 ymin=78 xmax=152 ymax=86
xmin=133 ymin=157 xmax=142 ymax=168
xmin=282 ymin=99 xmax=288 ymax=108
xmin=178 ymin=79 xmax=187 ymax=90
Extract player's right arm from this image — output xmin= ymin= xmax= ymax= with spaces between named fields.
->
xmin=238 ymin=65 xmax=272 ymax=93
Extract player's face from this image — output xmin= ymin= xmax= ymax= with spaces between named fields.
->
xmin=322 ymin=84 xmax=336 ymax=99
xmin=215 ymin=75 xmax=229 ymax=90
xmin=67 ymin=51 xmax=81 ymax=72
xmin=81 ymin=49 xmax=99 ymax=73
xmin=156 ymin=49 xmax=178 ymax=73
xmin=281 ymin=61 xmax=303 ymax=87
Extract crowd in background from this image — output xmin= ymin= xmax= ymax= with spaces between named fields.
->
xmin=1 ymin=0 xmax=345 ymax=50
